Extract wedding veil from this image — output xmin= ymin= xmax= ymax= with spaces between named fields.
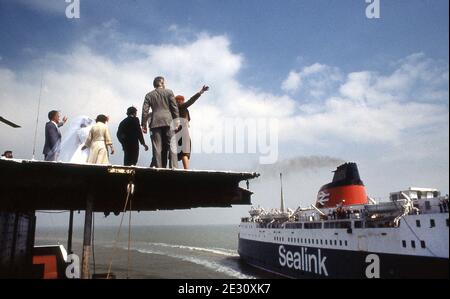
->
xmin=59 ymin=116 xmax=94 ymax=162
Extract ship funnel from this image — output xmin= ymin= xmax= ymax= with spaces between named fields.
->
xmin=316 ymin=163 xmax=368 ymax=208
xmin=280 ymin=173 xmax=285 ymax=212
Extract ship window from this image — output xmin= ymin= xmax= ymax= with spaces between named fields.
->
xmin=330 ymin=240 xmax=333 ymax=245
xmin=402 ymin=240 xmax=406 ymax=248
xmin=339 ymin=240 xmax=342 ymax=246
xmin=421 ymin=241 xmax=426 ymax=248
xmin=345 ymin=240 xmax=348 ymax=246
xmin=316 ymin=239 xmax=319 ymax=244
xmin=411 ymin=241 xmax=416 ymax=248
xmin=320 ymin=239 xmax=323 ymax=245
xmin=341 ymin=222 xmax=351 ymax=229
xmin=430 ymin=219 xmax=436 ymax=227
xmin=324 ymin=222 xmax=329 ymax=229
xmin=354 ymin=221 xmax=363 ymax=228
xmin=334 ymin=240 xmax=337 ymax=246
xmin=416 ymin=220 xmax=421 ymax=227
xmin=425 ymin=201 xmax=431 ymax=210
xmin=446 ymin=219 xmax=449 ymax=227
xmin=325 ymin=240 xmax=328 ymax=245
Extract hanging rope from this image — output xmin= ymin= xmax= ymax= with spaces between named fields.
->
xmin=92 ymin=212 xmax=96 ymax=275
xmin=106 ymin=170 xmax=135 ymax=279
xmin=127 ymin=188 xmax=133 ymax=279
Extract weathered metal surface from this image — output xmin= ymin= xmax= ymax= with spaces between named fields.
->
xmin=0 ymin=159 xmax=259 ymax=212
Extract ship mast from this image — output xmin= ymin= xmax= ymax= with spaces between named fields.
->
xmin=280 ymin=173 xmax=285 ymax=212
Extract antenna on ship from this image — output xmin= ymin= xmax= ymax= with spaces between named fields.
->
xmin=280 ymin=173 xmax=285 ymax=212
xmin=32 ymin=72 xmax=44 ymax=160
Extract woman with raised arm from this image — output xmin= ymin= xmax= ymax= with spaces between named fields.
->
xmin=175 ymin=85 xmax=209 ymax=169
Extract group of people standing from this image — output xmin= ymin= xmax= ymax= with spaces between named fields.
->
xmin=43 ymin=76 xmax=208 ymax=170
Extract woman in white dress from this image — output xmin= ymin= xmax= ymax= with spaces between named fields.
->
xmin=82 ymin=114 xmax=114 ymax=164
xmin=59 ymin=116 xmax=94 ymax=163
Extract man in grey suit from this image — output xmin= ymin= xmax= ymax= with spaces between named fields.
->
xmin=43 ymin=110 xmax=67 ymax=161
xmin=141 ymin=76 xmax=179 ymax=168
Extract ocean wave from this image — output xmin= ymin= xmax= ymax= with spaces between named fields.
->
xmin=148 ymin=242 xmax=239 ymax=257
xmin=134 ymin=248 xmax=255 ymax=279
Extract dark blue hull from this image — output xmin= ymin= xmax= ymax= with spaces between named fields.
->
xmin=238 ymin=238 xmax=449 ymax=279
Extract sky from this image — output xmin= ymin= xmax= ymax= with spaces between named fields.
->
xmin=0 ymin=0 xmax=448 ymax=227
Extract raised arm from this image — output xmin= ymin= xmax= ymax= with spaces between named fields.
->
xmin=179 ymin=85 xmax=209 ymax=109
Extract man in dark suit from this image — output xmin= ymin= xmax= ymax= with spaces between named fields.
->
xmin=43 ymin=110 xmax=67 ymax=161
xmin=117 ymin=107 xmax=149 ymax=166
xmin=141 ymin=76 xmax=180 ymax=168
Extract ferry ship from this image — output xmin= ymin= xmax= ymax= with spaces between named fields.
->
xmin=238 ymin=163 xmax=449 ymax=279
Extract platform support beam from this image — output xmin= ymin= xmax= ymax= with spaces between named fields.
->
xmin=67 ymin=210 xmax=74 ymax=254
xmin=81 ymin=195 xmax=93 ymax=279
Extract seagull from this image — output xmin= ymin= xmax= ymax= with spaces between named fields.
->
xmin=0 ymin=116 xmax=21 ymax=128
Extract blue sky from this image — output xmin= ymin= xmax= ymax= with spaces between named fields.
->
xmin=1 ymin=0 xmax=448 ymax=86
xmin=0 ymin=0 xmax=448 ymax=225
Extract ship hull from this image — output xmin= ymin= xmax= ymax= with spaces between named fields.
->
xmin=238 ymin=238 xmax=448 ymax=279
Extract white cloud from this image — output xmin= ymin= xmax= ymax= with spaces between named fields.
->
xmin=279 ymin=53 xmax=449 ymax=149
xmin=0 ymin=27 xmax=448 ymax=173
xmin=281 ymin=63 xmax=342 ymax=98
xmin=281 ymin=71 xmax=302 ymax=92
xmin=0 ymin=33 xmax=296 ymax=165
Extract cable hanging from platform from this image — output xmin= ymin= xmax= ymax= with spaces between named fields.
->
xmin=106 ymin=170 xmax=135 ymax=279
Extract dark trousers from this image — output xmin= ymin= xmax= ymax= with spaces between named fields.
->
xmin=151 ymin=126 xmax=178 ymax=169
xmin=44 ymin=151 xmax=59 ymax=162
xmin=123 ymin=143 xmax=139 ymax=166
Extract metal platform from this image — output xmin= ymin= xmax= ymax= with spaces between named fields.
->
xmin=0 ymin=158 xmax=259 ymax=278
xmin=0 ymin=159 xmax=259 ymax=212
